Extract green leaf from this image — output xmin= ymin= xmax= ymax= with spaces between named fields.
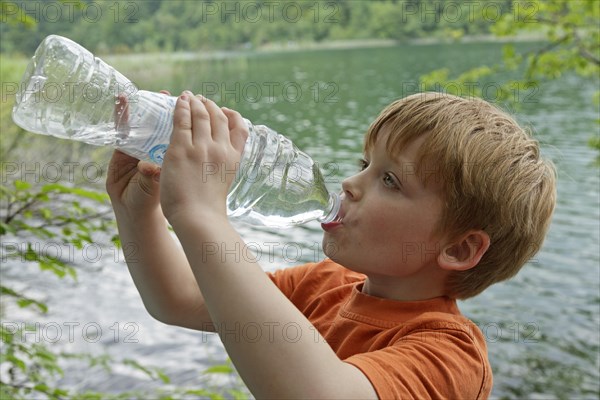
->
xmin=204 ymin=364 xmax=234 ymax=374
xmin=589 ymin=135 xmax=600 ymax=150
xmin=24 ymin=243 xmax=38 ymax=262
xmin=123 ymin=358 xmax=170 ymax=382
xmin=49 ymin=388 xmax=70 ymax=398
xmin=34 ymin=346 xmax=58 ymax=362
xmin=37 ymin=193 xmax=50 ymax=202
xmin=6 ymin=354 xmax=27 ymax=372
xmin=228 ymin=389 xmax=249 ymax=400
xmin=1 ymin=285 xmax=20 ymax=297
xmin=39 ymin=259 xmax=66 ymax=278
xmin=76 ymin=232 xmax=93 ymax=244
xmin=11 ymin=294 xmax=49 ymax=313
xmin=40 ymin=207 xmax=53 ymax=220
xmin=502 ymin=44 xmax=521 ymax=70
xmin=0 ymin=323 xmax=16 ymax=344
xmin=0 ymin=222 xmax=13 ymax=235
xmin=182 ymin=390 xmax=225 ymax=400
xmin=0 ymin=184 xmax=15 ymax=197
xmin=111 ymin=235 xmax=122 ymax=249
xmin=41 ymin=183 xmax=109 ymax=203
xmin=40 ymin=183 xmax=70 ymax=194
xmin=33 ymin=383 xmax=50 ymax=393
xmin=14 ymin=180 xmax=31 ymax=191
xmin=67 ymin=266 xmax=78 ymax=281
xmin=156 ymin=370 xmax=171 ymax=384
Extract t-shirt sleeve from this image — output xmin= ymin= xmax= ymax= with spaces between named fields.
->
xmin=344 ymin=327 xmax=492 ymax=400
xmin=267 ymin=260 xmax=365 ymax=314
xmin=267 ymin=263 xmax=316 ymax=300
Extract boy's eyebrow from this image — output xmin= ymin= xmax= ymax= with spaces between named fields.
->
xmin=391 ymin=159 xmax=420 ymax=189
xmin=403 ymin=160 xmax=444 ymax=193
xmin=394 ymin=156 xmax=442 ymax=191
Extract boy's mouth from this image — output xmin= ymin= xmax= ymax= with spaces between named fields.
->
xmin=321 ymin=220 xmax=342 ymax=232
xmin=321 ymin=207 xmax=345 ymax=232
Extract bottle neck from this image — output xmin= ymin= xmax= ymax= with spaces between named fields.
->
xmin=318 ymin=192 xmax=341 ymax=223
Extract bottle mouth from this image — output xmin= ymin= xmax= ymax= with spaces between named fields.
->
xmin=318 ymin=192 xmax=341 ymax=224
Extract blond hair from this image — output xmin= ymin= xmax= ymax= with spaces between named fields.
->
xmin=365 ymin=92 xmax=556 ymax=299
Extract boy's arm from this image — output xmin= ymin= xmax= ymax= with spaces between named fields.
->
xmin=174 ymin=216 xmax=378 ymax=398
xmin=109 ymin=186 xmax=212 ymax=331
xmin=160 ymin=93 xmax=378 ymax=398
xmin=106 ymin=93 xmax=213 ymax=331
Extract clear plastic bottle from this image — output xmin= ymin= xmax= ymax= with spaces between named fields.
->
xmin=12 ymin=35 xmax=340 ymax=228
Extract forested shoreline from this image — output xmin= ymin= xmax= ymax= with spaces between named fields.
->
xmin=1 ymin=0 xmax=514 ymax=55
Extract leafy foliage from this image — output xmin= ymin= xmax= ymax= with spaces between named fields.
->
xmin=419 ymin=0 xmax=600 ymax=148
xmin=0 ymin=179 xmax=249 ymax=399
xmin=0 ymin=0 xmax=511 ymax=54
xmin=1 ymin=6 xmax=250 ymax=393
xmin=0 ymin=180 xmax=109 ymax=397
xmin=1 ymin=179 xmax=111 ymax=285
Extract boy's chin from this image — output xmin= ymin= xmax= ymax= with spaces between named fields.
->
xmin=321 ymin=238 xmax=339 ymax=260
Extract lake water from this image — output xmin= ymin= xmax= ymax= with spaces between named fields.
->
xmin=3 ymin=42 xmax=599 ymax=398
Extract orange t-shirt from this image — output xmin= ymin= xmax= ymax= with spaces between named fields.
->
xmin=268 ymin=259 xmax=492 ymax=399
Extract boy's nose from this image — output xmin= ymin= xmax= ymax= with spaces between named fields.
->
xmin=341 ymin=174 xmax=362 ymax=201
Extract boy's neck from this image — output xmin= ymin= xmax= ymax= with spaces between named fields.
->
xmin=361 ymin=272 xmax=448 ymax=301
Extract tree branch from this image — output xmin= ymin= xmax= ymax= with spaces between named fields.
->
xmin=4 ymin=196 xmax=39 ymax=225
xmin=524 ymin=34 xmax=571 ymax=79
xmin=572 ymin=30 xmax=600 ymax=66
xmin=33 ymin=210 xmax=113 ymax=230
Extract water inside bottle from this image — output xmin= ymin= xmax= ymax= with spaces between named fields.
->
xmin=12 ymin=35 xmax=135 ymax=146
xmin=13 ymin=35 xmax=340 ymax=228
xmin=227 ymin=125 xmax=335 ymax=228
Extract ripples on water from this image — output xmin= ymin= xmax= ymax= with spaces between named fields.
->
xmin=3 ymin=43 xmax=599 ymax=398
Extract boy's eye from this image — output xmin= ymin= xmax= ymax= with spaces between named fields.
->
xmin=383 ymin=172 xmax=401 ymax=190
xmin=358 ymin=159 xmax=369 ymax=171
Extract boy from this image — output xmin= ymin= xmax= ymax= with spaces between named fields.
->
xmin=106 ymin=91 xmax=556 ymax=399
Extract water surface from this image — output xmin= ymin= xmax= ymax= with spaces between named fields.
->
xmin=4 ymin=42 xmax=599 ymax=398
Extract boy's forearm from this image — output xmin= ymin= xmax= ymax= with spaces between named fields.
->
xmin=171 ymin=213 xmax=376 ymax=399
xmin=114 ymin=208 xmax=212 ymax=330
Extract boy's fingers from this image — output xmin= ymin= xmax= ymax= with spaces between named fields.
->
xmin=137 ymin=161 xmax=162 ymax=187
xmin=189 ymin=95 xmax=212 ymax=144
xmin=137 ymin=160 xmax=161 ymax=178
xmin=199 ymin=96 xmax=230 ymax=143
xmin=107 ymin=150 xmax=138 ymax=181
xmin=106 ymin=150 xmax=139 ymax=197
xmin=171 ymin=93 xmax=193 ymax=147
xmin=222 ymin=107 xmax=249 ymax=153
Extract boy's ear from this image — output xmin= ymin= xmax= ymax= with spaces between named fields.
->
xmin=438 ymin=230 xmax=490 ymax=271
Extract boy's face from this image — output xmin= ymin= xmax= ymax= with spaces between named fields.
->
xmin=322 ymin=130 xmax=446 ymax=291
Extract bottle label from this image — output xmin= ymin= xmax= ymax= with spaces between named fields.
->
xmin=149 ymin=144 xmax=169 ymax=164
xmin=135 ymin=91 xmax=176 ymax=165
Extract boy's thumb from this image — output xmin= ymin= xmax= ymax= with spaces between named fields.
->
xmin=137 ymin=161 xmax=161 ymax=185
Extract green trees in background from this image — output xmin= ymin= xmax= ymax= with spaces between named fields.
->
xmin=1 ymin=0 xmax=512 ymax=54
xmin=419 ymin=0 xmax=600 ymax=149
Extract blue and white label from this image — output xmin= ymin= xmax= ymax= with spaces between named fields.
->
xmin=149 ymin=144 xmax=168 ymax=164
xmin=138 ymin=91 xmax=176 ymax=162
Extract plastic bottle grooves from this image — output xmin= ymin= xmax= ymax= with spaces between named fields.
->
xmin=13 ymin=35 xmax=338 ymax=228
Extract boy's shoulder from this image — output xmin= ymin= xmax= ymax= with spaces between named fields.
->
xmin=270 ymin=260 xmax=492 ymax=399
xmin=268 ymin=258 xmax=365 ymax=295
xmin=269 ymin=259 xmax=480 ymax=332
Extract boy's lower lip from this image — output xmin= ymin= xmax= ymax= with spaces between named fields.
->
xmin=321 ymin=221 xmax=343 ymax=232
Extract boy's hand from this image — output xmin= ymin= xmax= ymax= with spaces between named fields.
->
xmin=106 ymin=150 xmax=161 ymax=215
xmin=106 ymin=91 xmax=169 ymax=216
xmin=159 ymin=92 xmax=248 ymax=226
